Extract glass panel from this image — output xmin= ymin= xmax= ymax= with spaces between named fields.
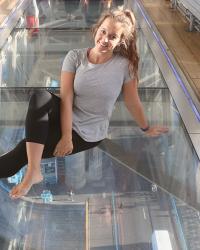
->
xmin=0 ymin=29 xmax=92 ymax=87
xmin=108 ymin=88 xmax=200 ymax=211
xmin=0 ymin=1 xmax=199 ymax=249
xmin=0 ymin=28 xmax=166 ymax=88
xmin=0 ymin=86 xmax=200 ymax=249
xmin=0 ymin=0 xmax=19 ymax=27
xmin=17 ymin=0 xmax=124 ymax=29
xmin=2 ymin=87 xmax=197 ymax=209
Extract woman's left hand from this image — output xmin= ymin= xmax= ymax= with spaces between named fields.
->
xmin=144 ymin=126 xmax=169 ymax=137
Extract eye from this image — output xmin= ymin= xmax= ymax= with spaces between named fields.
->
xmin=100 ymin=29 xmax=106 ymax=34
xmin=111 ymin=35 xmax=117 ymax=40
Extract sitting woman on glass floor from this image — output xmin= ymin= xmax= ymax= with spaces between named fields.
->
xmin=0 ymin=8 xmax=168 ymax=199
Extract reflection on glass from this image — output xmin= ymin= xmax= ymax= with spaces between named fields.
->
xmin=138 ymin=32 xmax=166 ymax=88
xmin=0 ymin=30 xmax=92 ymax=87
xmin=0 ymin=29 xmax=165 ymax=88
xmin=25 ymin=0 xmax=40 ymax=37
xmin=13 ymin=0 xmax=126 ymax=29
xmin=0 ymin=0 xmax=20 ymax=27
xmin=0 ymin=87 xmax=200 ymax=249
xmin=0 ymin=1 xmax=200 ymax=249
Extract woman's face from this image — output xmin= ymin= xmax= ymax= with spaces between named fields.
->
xmin=94 ymin=18 xmax=123 ymax=54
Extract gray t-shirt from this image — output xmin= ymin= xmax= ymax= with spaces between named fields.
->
xmin=62 ymin=48 xmax=133 ymax=142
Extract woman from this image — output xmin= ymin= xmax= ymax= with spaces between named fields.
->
xmin=0 ymin=9 xmax=167 ymax=199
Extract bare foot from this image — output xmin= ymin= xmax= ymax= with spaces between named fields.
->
xmin=9 ymin=170 xmax=43 ymax=199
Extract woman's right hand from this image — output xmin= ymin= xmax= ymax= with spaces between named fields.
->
xmin=53 ymin=137 xmax=73 ymax=157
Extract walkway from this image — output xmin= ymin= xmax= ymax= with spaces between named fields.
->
xmin=140 ymin=0 xmax=200 ymax=101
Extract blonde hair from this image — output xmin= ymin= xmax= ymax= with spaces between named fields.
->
xmin=92 ymin=9 xmax=139 ymax=80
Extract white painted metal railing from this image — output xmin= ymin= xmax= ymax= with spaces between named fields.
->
xmin=171 ymin=0 xmax=200 ymax=31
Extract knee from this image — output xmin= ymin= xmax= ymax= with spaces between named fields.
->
xmin=31 ymin=89 xmax=51 ymax=101
xmin=29 ymin=90 xmax=52 ymax=107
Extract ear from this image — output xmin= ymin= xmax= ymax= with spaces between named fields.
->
xmin=119 ymin=35 xmax=125 ymax=44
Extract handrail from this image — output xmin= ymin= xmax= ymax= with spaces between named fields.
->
xmin=0 ymin=0 xmax=29 ymax=49
xmin=171 ymin=0 xmax=200 ymax=31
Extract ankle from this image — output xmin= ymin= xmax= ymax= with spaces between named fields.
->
xmin=26 ymin=165 xmax=41 ymax=173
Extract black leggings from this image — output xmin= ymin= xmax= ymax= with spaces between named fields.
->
xmin=0 ymin=90 xmax=101 ymax=178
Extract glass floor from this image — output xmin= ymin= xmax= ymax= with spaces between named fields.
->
xmin=0 ymin=0 xmax=200 ymax=249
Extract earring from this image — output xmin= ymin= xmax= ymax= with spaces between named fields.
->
xmin=120 ymin=41 xmax=126 ymax=47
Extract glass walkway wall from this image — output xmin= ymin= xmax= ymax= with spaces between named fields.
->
xmin=0 ymin=0 xmax=200 ymax=249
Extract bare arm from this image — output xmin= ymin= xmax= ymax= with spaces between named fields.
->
xmin=60 ymin=71 xmax=75 ymax=140
xmin=122 ymin=78 xmax=148 ymax=129
xmin=122 ymin=78 xmax=168 ymax=136
xmin=53 ymin=71 xmax=75 ymax=157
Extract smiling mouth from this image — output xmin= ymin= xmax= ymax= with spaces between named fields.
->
xmin=99 ymin=43 xmax=108 ymax=49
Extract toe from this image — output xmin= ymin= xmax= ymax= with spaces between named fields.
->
xmin=9 ymin=186 xmax=18 ymax=197
xmin=9 ymin=185 xmax=27 ymax=199
xmin=10 ymin=190 xmax=25 ymax=199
